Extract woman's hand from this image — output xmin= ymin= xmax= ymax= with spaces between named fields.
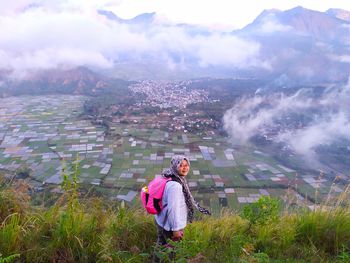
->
xmin=171 ymin=230 xmax=184 ymax=241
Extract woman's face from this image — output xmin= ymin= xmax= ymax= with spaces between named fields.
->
xmin=178 ymin=159 xmax=190 ymax=176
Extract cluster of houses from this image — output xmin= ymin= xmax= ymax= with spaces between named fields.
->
xmin=129 ymin=80 xmax=210 ymax=109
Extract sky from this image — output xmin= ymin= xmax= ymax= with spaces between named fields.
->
xmin=0 ymin=0 xmax=349 ymax=78
xmin=1 ymin=0 xmax=350 ymax=29
xmin=110 ymin=0 xmax=350 ymax=29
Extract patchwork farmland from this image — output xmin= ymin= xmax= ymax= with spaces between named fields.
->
xmin=0 ymin=95 xmax=338 ymax=214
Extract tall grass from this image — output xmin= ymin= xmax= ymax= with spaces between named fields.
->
xmin=0 ymin=173 xmax=349 ymax=262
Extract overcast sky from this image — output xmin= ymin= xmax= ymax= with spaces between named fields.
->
xmin=2 ymin=0 xmax=350 ymax=29
xmin=111 ymin=0 xmax=350 ymax=29
xmin=1 ymin=0 xmax=350 ymax=78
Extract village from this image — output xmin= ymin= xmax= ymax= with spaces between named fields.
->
xmin=0 ymin=95 xmax=341 ymax=213
xmin=101 ymin=80 xmax=220 ymax=135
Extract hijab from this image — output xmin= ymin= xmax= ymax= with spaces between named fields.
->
xmin=162 ymin=155 xmax=211 ymax=222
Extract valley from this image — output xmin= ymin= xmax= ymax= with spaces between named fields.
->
xmin=1 ymin=91 xmax=346 ymax=214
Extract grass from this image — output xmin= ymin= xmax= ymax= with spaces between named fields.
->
xmin=0 ymin=173 xmax=350 ymax=262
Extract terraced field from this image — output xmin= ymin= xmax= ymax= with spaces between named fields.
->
xmin=0 ymin=95 xmax=339 ymax=213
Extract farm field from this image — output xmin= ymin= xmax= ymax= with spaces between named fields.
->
xmin=0 ymin=95 xmax=339 ymax=213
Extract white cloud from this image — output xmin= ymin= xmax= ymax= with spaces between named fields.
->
xmin=196 ymin=34 xmax=266 ymax=68
xmin=223 ymin=84 xmax=350 ymax=161
xmin=333 ymin=55 xmax=350 ymax=63
xmin=0 ymin=4 xmax=266 ymax=78
xmin=341 ymin=24 xmax=350 ymax=29
xmin=259 ymin=20 xmax=292 ymax=33
xmin=256 ymin=13 xmax=293 ymax=33
xmin=277 ymin=112 xmax=350 ymax=157
xmin=0 ymin=48 xmax=113 ymax=72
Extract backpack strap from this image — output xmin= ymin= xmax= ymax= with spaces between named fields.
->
xmin=169 ymin=175 xmax=182 ymax=186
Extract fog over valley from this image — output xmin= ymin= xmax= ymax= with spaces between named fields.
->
xmin=223 ymin=79 xmax=350 ymax=172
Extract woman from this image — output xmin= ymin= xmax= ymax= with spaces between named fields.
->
xmin=155 ymin=155 xmax=211 ymax=247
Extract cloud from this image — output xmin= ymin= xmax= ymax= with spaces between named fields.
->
xmin=341 ymin=23 xmax=350 ymax=29
xmin=196 ymin=34 xmax=268 ymax=68
xmin=259 ymin=20 xmax=292 ymax=33
xmin=0 ymin=2 xmax=266 ymax=79
xmin=223 ymin=82 xmax=350 ymax=161
xmin=330 ymin=55 xmax=350 ymax=63
xmin=258 ymin=13 xmax=292 ymax=33
xmin=0 ymin=1 xmax=39 ymax=15
xmin=277 ymin=112 xmax=350 ymax=157
xmin=0 ymin=48 xmax=113 ymax=79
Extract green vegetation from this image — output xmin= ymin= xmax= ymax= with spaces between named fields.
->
xmin=1 ymin=173 xmax=349 ymax=263
xmin=242 ymin=196 xmax=281 ymax=225
xmin=0 ymin=253 xmax=20 ymax=263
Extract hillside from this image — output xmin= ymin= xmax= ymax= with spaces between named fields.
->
xmin=0 ymin=174 xmax=349 ymax=262
xmin=0 ymin=67 xmax=133 ymax=97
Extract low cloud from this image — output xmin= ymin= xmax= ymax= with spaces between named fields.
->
xmin=0 ymin=48 xmax=113 ymax=79
xmin=333 ymin=55 xmax=350 ymax=63
xmin=196 ymin=34 xmax=269 ymax=68
xmin=0 ymin=2 xmax=267 ymax=79
xmin=259 ymin=20 xmax=292 ymax=33
xmin=223 ymin=82 xmax=350 ymax=161
xmin=258 ymin=13 xmax=292 ymax=33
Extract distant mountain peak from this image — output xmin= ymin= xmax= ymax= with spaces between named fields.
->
xmin=253 ymin=8 xmax=281 ymax=22
xmin=132 ymin=12 xmax=156 ymax=22
xmin=128 ymin=12 xmax=156 ymax=24
xmin=291 ymin=5 xmax=306 ymax=11
xmin=244 ymin=6 xmax=350 ymax=39
xmin=97 ymin=10 xmax=156 ymax=25
xmin=97 ymin=10 xmax=123 ymax=22
xmin=260 ymin=8 xmax=281 ymax=15
xmin=285 ymin=5 xmax=323 ymax=17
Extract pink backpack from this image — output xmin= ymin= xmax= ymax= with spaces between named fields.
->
xmin=141 ymin=176 xmax=173 ymax=214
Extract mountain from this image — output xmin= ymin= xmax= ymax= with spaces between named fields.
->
xmin=97 ymin=6 xmax=350 ymax=85
xmin=97 ymin=9 xmax=210 ymax=36
xmin=0 ymin=67 xmax=132 ymax=97
xmin=235 ymin=6 xmax=350 ymax=85
xmin=242 ymin=6 xmax=350 ymax=41
xmin=97 ymin=10 xmax=124 ymax=22
xmin=98 ymin=10 xmax=156 ymax=25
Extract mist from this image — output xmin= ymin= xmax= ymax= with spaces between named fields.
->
xmin=223 ymin=80 xmax=350 ymax=161
xmin=0 ymin=3 xmax=268 ymax=79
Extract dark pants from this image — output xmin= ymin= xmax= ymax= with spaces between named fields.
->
xmin=156 ymin=222 xmax=173 ymax=246
xmin=152 ymin=222 xmax=179 ymax=262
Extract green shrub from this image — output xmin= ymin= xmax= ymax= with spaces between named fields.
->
xmin=242 ymin=196 xmax=281 ymax=225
